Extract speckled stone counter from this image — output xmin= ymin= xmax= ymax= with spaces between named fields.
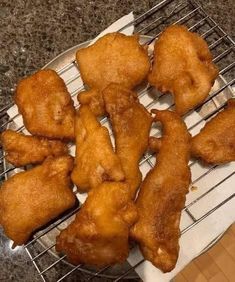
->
xmin=0 ymin=0 xmax=234 ymax=281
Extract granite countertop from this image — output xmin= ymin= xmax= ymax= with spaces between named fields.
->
xmin=0 ymin=0 xmax=234 ymax=281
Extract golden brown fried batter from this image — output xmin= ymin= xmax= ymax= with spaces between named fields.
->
xmin=77 ymin=32 xmax=150 ymax=89
xmin=103 ymin=84 xmax=152 ymax=197
xmin=0 ymin=156 xmax=76 ymax=246
xmin=76 ymin=32 xmax=150 ymax=116
xmin=130 ymin=110 xmax=191 ymax=272
xmin=1 ymin=129 xmax=68 ymax=167
xmin=77 ymin=88 xmax=104 ymax=117
xmin=148 ymin=25 xmax=218 ymax=115
xmin=191 ymin=99 xmax=235 ymax=164
xmin=71 ymin=106 xmax=125 ymax=192
xmin=14 ymin=69 xmax=75 ymax=140
xmin=56 ymin=181 xmax=138 ymax=267
xmin=56 ymin=86 xmax=151 ymax=267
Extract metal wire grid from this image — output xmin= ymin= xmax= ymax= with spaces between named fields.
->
xmin=0 ymin=0 xmax=234 ymax=281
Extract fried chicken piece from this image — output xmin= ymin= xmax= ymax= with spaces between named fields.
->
xmin=56 ymin=181 xmax=138 ymax=267
xmin=56 ymin=88 xmax=149 ymax=266
xmin=78 ymin=88 xmax=104 ymax=117
xmin=191 ymin=99 xmax=235 ymax=164
xmin=56 ymin=92 xmax=148 ymax=266
xmin=77 ymin=32 xmax=150 ymax=90
xmin=103 ymin=84 xmax=152 ymax=197
xmin=0 ymin=156 xmax=76 ymax=246
xmin=148 ymin=25 xmax=218 ymax=115
xmin=71 ymin=106 xmax=125 ymax=192
xmin=130 ymin=110 xmax=191 ymax=272
xmin=76 ymin=32 xmax=150 ymax=116
xmin=14 ymin=69 xmax=75 ymax=140
xmin=1 ymin=129 xmax=68 ymax=167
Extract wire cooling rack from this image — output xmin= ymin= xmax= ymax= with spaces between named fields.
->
xmin=0 ymin=0 xmax=235 ymax=281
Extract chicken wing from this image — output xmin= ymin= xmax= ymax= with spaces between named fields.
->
xmin=130 ymin=110 xmax=191 ymax=272
xmin=56 ymin=181 xmax=138 ymax=267
xmin=76 ymin=32 xmax=150 ymax=116
xmin=14 ymin=69 xmax=75 ymax=140
xmin=0 ymin=156 xmax=76 ymax=246
xmin=103 ymin=84 xmax=152 ymax=197
xmin=191 ymin=99 xmax=235 ymax=164
xmin=1 ymin=129 xmax=68 ymax=167
xmin=71 ymin=106 xmax=125 ymax=192
xmin=148 ymin=25 xmax=218 ymax=115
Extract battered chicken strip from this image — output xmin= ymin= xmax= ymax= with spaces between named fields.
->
xmin=56 ymin=181 xmax=138 ymax=267
xmin=0 ymin=156 xmax=76 ymax=246
xmin=76 ymin=32 xmax=150 ymax=116
xmin=191 ymin=99 xmax=235 ymax=164
xmin=15 ymin=69 xmax=75 ymax=140
xmin=103 ymin=84 xmax=152 ymax=197
xmin=130 ymin=110 xmax=191 ymax=272
xmin=1 ymin=129 xmax=68 ymax=167
xmin=148 ymin=25 xmax=218 ymax=115
xmin=71 ymin=106 xmax=125 ymax=192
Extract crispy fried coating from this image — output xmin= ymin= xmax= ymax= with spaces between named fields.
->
xmin=71 ymin=106 xmax=125 ymax=192
xmin=0 ymin=156 xmax=76 ymax=246
xmin=56 ymin=86 xmax=151 ymax=267
xmin=191 ymin=99 xmax=235 ymax=164
xmin=14 ymin=69 xmax=75 ymax=140
xmin=78 ymin=88 xmax=104 ymax=117
xmin=148 ymin=25 xmax=218 ymax=115
xmin=76 ymin=32 xmax=150 ymax=116
xmin=130 ymin=110 xmax=191 ymax=272
xmin=76 ymin=32 xmax=150 ymax=89
xmin=56 ymin=181 xmax=138 ymax=267
xmin=1 ymin=129 xmax=68 ymax=167
xmin=103 ymin=84 xmax=152 ymax=197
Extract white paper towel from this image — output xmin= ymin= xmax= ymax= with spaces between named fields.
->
xmin=5 ymin=12 xmax=235 ymax=282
